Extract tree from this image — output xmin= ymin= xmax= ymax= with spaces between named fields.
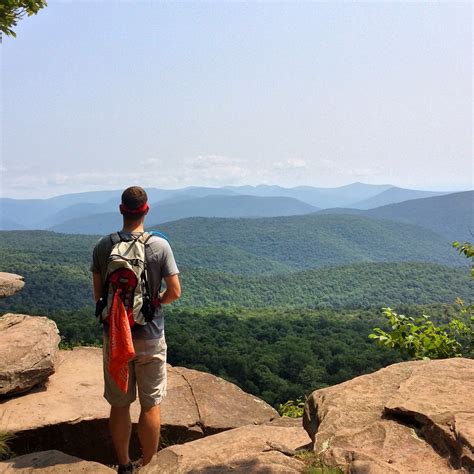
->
xmin=0 ymin=0 xmax=47 ymax=38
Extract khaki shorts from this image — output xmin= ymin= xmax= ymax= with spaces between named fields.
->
xmin=102 ymin=335 xmax=167 ymax=409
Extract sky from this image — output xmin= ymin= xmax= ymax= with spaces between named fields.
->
xmin=1 ymin=1 xmax=472 ymax=199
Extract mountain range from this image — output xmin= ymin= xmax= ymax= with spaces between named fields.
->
xmin=24 ymin=190 xmax=474 ymax=246
xmin=0 ymin=183 xmax=454 ymax=232
xmin=0 ymin=186 xmax=471 ymax=314
xmin=47 ymin=195 xmax=319 ymax=235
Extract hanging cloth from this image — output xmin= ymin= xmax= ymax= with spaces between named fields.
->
xmin=108 ymin=288 xmax=135 ymax=392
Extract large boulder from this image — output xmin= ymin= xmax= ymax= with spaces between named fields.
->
xmin=141 ymin=424 xmax=311 ymax=473
xmin=0 ymin=314 xmax=60 ymax=397
xmin=303 ymin=358 xmax=474 ymax=473
xmin=0 ymin=450 xmax=114 ymax=473
xmin=164 ymin=366 xmax=278 ymax=438
xmin=0 ymin=273 xmax=24 ymax=299
xmin=0 ymin=347 xmax=278 ymax=465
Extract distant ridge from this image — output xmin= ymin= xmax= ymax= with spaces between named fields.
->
xmin=365 ymin=191 xmax=473 ymax=242
xmin=1 ymin=183 xmax=470 ymax=231
xmin=224 ymin=182 xmax=393 ymax=208
xmin=317 ymin=191 xmax=473 ymax=242
xmin=352 ymin=187 xmax=447 ymax=209
xmin=0 ymin=218 xmax=26 ymax=230
xmin=49 ymin=195 xmax=319 ymax=235
xmin=0 ymin=186 xmax=238 ymax=230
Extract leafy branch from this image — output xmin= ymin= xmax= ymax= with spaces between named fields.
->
xmin=0 ymin=0 xmax=47 ymax=38
xmin=369 ymin=308 xmax=463 ymax=360
xmin=370 ymin=241 xmax=474 ymax=360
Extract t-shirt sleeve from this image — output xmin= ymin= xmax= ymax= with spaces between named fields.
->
xmin=160 ymin=240 xmax=180 ymax=277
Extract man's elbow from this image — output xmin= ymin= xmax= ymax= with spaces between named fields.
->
xmin=171 ymin=285 xmax=181 ymax=300
xmin=167 ymin=282 xmax=181 ymax=301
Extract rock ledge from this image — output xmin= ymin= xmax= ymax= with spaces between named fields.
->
xmin=304 ymin=358 xmax=474 ymax=473
xmin=0 ymin=272 xmax=24 ymax=298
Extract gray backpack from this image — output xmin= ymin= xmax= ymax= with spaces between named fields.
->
xmin=95 ymin=232 xmax=156 ymax=326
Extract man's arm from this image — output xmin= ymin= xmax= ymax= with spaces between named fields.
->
xmin=160 ymin=274 xmax=181 ymax=304
xmin=92 ymin=272 xmax=103 ymax=303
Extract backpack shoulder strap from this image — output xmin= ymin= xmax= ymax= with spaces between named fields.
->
xmin=141 ymin=232 xmax=153 ymax=245
xmin=110 ymin=232 xmax=122 ymax=245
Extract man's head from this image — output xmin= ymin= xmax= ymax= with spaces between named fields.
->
xmin=120 ymin=186 xmax=149 ymax=222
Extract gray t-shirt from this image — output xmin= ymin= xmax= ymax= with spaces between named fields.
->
xmin=90 ymin=231 xmax=179 ymax=339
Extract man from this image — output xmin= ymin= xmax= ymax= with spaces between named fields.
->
xmin=91 ymin=186 xmax=181 ymax=473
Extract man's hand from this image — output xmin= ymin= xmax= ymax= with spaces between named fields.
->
xmin=160 ymin=274 xmax=181 ymax=304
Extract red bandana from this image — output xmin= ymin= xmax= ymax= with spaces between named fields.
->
xmin=119 ymin=202 xmax=149 ymax=215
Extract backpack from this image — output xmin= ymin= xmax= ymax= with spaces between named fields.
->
xmin=95 ymin=232 xmax=157 ymax=326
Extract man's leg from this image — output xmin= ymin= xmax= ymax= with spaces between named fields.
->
xmin=103 ymin=333 xmax=136 ymax=466
xmin=134 ymin=336 xmax=167 ymax=465
xmin=138 ymin=404 xmax=161 ymax=465
xmin=109 ymin=404 xmax=132 ymax=465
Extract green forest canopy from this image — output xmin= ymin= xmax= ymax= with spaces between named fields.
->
xmin=0 ymin=227 xmax=471 ymax=407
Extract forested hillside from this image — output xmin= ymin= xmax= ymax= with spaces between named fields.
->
xmin=319 ymin=191 xmax=473 ymax=242
xmin=178 ymin=263 xmax=471 ymax=309
xmin=0 ymin=230 xmax=469 ymax=313
xmin=161 ymin=214 xmax=462 ymax=269
xmin=0 ymin=218 xmax=470 ymax=407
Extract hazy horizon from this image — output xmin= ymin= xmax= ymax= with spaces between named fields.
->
xmin=1 ymin=2 xmax=472 ymax=199
xmin=0 ymin=181 xmax=472 ymax=201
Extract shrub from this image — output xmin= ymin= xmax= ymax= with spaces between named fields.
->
xmin=369 ymin=308 xmax=462 ymax=359
xmin=278 ymin=398 xmax=305 ymax=417
xmin=370 ymin=241 xmax=473 ymax=360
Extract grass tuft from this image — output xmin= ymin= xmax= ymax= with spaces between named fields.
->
xmin=0 ymin=431 xmax=14 ymax=460
xmin=294 ymin=450 xmax=343 ymax=474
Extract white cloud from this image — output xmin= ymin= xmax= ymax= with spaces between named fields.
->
xmin=274 ymin=158 xmax=307 ymax=170
xmin=315 ymin=158 xmax=383 ymax=180
xmin=182 ymin=155 xmax=251 ymax=184
xmin=1 ymin=155 xmax=255 ymax=197
xmin=139 ymin=158 xmax=161 ymax=166
xmin=188 ymin=155 xmax=232 ymax=168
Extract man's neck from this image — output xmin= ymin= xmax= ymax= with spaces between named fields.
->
xmin=121 ymin=220 xmax=145 ymax=233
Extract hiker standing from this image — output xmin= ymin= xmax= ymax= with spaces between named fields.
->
xmin=91 ymin=186 xmax=181 ymax=473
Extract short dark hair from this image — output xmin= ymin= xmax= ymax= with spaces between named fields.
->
xmin=121 ymin=186 xmax=148 ymax=221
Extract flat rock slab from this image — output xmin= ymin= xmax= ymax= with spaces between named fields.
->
xmin=1 ymin=347 xmax=278 ymax=464
xmin=0 ymin=450 xmax=114 ymax=473
xmin=0 ymin=273 xmax=24 ymax=298
xmin=141 ymin=424 xmax=311 ymax=473
xmin=164 ymin=366 xmax=278 ymax=436
xmin=0 ymin=314 xmax=60 ymax=397
xmin=303 ymin=358 xmax=473 ymax=473
xmin=384 ymin=358 xmax=474 ymax=471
